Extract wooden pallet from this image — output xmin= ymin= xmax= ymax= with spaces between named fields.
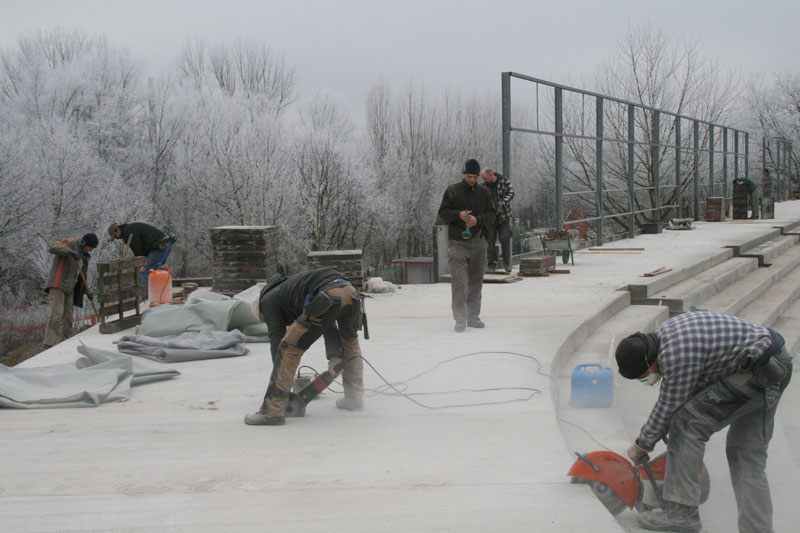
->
xmin=97 ymin=257 xmax=147 ymax=334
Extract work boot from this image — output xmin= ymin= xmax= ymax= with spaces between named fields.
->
xmin=243 ymin=399 xmax=286 ymax=426
xmin=336 ymin=397 xmax=364 ymax=411
xmin=487 ymin=263 xmax=496 ymax=272
xmin=637 ymin=503 xmax=702 ymax=533
xmin=244 ymin=412 xmax=286 ymax=426
xmin=467 ymin=317 xmax=485 ymax=328
xmin=454 ymin=320 xmax=466 ymax=332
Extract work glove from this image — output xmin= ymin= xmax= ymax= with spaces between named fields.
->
xmin=627 ymin=439 xmax=651 ymax=464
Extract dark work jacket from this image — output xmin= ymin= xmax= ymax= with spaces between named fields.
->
xmin=119 ymin=222 xmax=169 ymax=256
xmin=437 ymin=179 xmax=496 ymax=240
xmin=258 ymin=268 xmax=345 ymax=361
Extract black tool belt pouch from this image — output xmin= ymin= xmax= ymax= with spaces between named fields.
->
xmin=304 ymin=291 xmax=334 ymax=317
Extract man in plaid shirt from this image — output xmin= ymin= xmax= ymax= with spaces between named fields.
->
xmin=480 ymin=168 xmax=515 ymax=273
xmin=616 ymin=311 xmax=792 ymax=533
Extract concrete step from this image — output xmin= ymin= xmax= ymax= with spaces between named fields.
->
xmin=627 ymin=249 xmax=732 ymax=300
xmin=635 ymin=257 xmax=758 ymax=315
xmin=736 ymin=265 xmax=800 ymax=328
xmin=739 ymin=234 xmax=799 ymax=266
xmin=726 ymin=227 xmax=782 ymax=256
xmin=555 ymin=304 xmax=669 ymax=454
xmin=703 ymin=244 xmax=800 ymax=315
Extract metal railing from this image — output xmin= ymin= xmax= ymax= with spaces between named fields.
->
xmin=501 ymin=72 xmax=751 ymax=244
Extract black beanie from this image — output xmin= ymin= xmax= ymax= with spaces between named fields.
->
xmin=615 ymin=333 xmax=651 ymax=379
xmin=463 ymin=159 xmax=480 ymax=175
xmin=82 ymin=232 xmax=99 ymax=248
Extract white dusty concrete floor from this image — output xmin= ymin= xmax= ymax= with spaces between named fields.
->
xmin=3 ymin=203 xmax=800 ymax=532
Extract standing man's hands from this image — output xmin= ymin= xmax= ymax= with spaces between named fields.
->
xmin=459 ymin=210 xmax=477 ymax=228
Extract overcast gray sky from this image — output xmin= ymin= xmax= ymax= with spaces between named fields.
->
xmin=1 ymin=0 xmax=797 ymax=118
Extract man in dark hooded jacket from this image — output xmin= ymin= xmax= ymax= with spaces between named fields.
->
xmin=245 ymin=268 xmax=365 ymax=426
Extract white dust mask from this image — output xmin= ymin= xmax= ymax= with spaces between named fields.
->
xmin=639 ymin=372 xmax=661 ymax=387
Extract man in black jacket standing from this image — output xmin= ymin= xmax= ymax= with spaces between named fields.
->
xmin=437 ymin=159 xmax=495 ymax=332
xmin=245 ymin=267 xmax=365 ymax=426
xmin=108 ymin=222 xmax=175 ymax=287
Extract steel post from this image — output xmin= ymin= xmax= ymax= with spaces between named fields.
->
xmin=628 ymin=104 xmax=635 ymax=236
xmin=675 ymin=117 xmax=682 ymax=218
xmin=709 ymin=125 xmax=715 ymax=197
xmin=595 ymin=97 xmax=604 ymax=244
xmin=694 ymin=120 xmax=700 ymax=220
xmin=653 ymin=111 xmax=660 ymax=220
xmin=555 ymin=87 xmax=563 ymax=230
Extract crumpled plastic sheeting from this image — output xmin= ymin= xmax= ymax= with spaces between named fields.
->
xmin=136 ymin=289 xmax=268 ymax=342
xmin=76 ymin=345 xmax=181 ymax=385
xmin=0 ymin=345 xmax=179 ymax=409
xmin=115 ymin=329 xmax=250 ymax=363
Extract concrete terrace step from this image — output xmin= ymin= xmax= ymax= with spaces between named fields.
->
xmin=635 ymin=257 xmax=758 ymax=315
xmin=627 ymin=248 xmax=732 ymax=301
xmin=738 ymin=234 xmax=799 ymax=266
xmin=725 ymin=227 xmax=783 ymax=256
xmin=736 ymin=265 xmax=800 ymax=328
xmin=555 ymin=304 xmax=669 ymax=454
xmin=703 ymin=244 xmax=800 ymax=316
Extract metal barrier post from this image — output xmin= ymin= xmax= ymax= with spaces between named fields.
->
xmin=595 ymin=97 xmax=604 ymax=244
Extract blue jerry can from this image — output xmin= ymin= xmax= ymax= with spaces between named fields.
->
xmin=570 ymin=363 xmax=613 ymax=408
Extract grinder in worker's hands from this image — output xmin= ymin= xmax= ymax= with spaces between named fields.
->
xmin=284 ymin=356 xmax=352 ymax=417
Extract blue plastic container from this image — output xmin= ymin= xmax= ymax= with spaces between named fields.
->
xmin=570 ymin=363 xmax=614 ymax=408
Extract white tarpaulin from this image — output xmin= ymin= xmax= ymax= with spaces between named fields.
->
xmin=136 ymin=289 xmax=268 ymax=342
xmin=115 ymin=329 xmax=250 ymax=363
xmin=0 ymin=345 xmax=180 ymax=408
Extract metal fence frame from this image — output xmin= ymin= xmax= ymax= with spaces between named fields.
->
xmin=764 ymin=137 xmax=795 ymax=200
xmin=501 ymin=72 xmax=751 ymax=245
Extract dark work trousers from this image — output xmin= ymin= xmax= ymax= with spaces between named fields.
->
xmin=663 ymin=348 xmax=792 ymax=533
xmin=486 ymin=219 xmax=512 ymax=270
xmin=265 ymin=284 xmax=364 ymax=418
xmin=448 ymin=238 xmax=487 ymax=322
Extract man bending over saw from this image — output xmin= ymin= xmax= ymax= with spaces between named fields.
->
xmin=615 ymin=311 xmax=792 ymax=533
xmin=245 ymin=267 xmax=365 ymax=426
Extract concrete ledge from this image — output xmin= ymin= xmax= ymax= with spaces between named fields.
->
xmin=550 ymin=291 xmax=630 ymax=381
xmin=774 ymin=218 xmax=800 ymax=234
xmin=725 ymin=228 xmax=782 ymax=256
xmin=627 ymin=248 xmax=733 ymax=300
xmin=740 ymin=235 xmax=799 ymax=266
xmin=635 ymin=257 xmax=758 ymax=314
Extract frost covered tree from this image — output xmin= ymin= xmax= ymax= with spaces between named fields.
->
xmin=552 ymin=23 xmax=739 ymax=235
xmin=0 ymin=29 xmax=147 ymax=292
xmin=746 ymin=72 xmax=800 ymax=179
xmin=167 ymin=39 xmax=297 ymax=272
xmin=361 ymin=81 xmax=499 ymax=262
xmin=293 ymin=92 xmax=364 ymax=255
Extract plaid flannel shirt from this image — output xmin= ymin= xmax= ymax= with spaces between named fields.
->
xmin=638 ymin=311 xmax=772 ymax=449
xmin=488 ymin=173 xmax=514 ymax=224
